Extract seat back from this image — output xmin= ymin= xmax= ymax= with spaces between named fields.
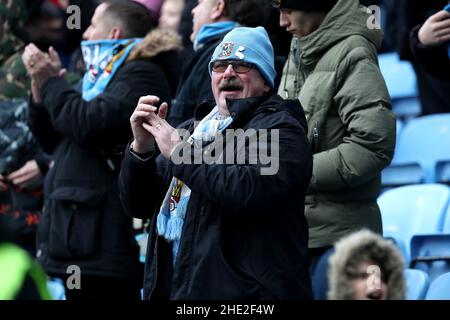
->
xmin=378 ymin=184 xmax=450 ymax=261
xmin=404 ymin=269 xmax=429 ymax=300
xmin=410 ymin=234 xmax=450 ymax=282
xmin=378 ymin=52 xmax=420 ymax=119
xmin=391 ymin=115 xmax=450 ymax=184
xmin=425 ymin=272 xmax=450 ymax=300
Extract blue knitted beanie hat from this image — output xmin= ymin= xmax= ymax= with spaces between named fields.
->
xmin=209 ymin=26 xmax=276 ymax=89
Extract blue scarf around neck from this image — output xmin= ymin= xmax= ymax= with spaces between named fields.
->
xmin=193 ymin=21 xmax=239 ymax=51
xmin=81 ymin=38 xmax=141 ymax=101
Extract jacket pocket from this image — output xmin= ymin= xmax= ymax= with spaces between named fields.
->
xmin=48 ymin=187 xmax=106 ymax=260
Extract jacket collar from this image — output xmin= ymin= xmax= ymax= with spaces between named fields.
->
xmin=193 ymin=94 xmax=271 ymax=125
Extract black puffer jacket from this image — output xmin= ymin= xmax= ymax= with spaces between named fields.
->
xmin=119 ymin=95 xmax=313 ymax=299
xmin=27 ymin=29 xmax=180 ymax=279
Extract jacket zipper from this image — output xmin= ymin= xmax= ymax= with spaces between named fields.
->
xmin=312 ymin=127 xmax=319 ymax=153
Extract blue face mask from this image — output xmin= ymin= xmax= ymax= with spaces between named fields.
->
xmin=81 ymin=38 xmax=141 ymax=101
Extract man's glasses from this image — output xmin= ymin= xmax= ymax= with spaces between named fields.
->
xmin=211 ymin=61 xmax=255 ymax=73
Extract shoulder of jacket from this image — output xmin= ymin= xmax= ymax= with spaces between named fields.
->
xmin=317 ymin=35 xmax=377 ymax=71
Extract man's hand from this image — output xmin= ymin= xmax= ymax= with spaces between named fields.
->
xmin=7 ymin=160 xmax=43 ymax=191
xmin=22 ymin=44 xmax=66 ymax=103
xmin=418 ymin=10 xmax=450 ymax=47
xmin=130 ymin=95 xmax=181 ymax=159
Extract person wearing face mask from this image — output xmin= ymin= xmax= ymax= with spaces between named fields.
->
xmin=22 ymin=0 xmax=180 ymax=300
xmin=120 ymin=26 xmax=313 ymax=300
xmin=327 ymin=230 xmax=405 ymax=300
xmin=273 ymin=0 xmax=396 ymax=281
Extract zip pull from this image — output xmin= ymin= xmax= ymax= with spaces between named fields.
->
xmin=312 ymin=127 xmax=319 ymax=153
xmin=313 ymin=127 xmax=319 ymax=140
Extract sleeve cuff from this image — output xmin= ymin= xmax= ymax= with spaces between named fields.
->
xmin=129 ymin=141 xmax=155 ymax=161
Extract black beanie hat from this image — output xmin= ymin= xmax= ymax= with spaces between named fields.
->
xmin=272 ymin=0 xmax=338 ymax=12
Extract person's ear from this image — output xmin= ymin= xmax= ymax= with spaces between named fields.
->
xmin=264 ymin=83 xmax=271 ymax=93
xmin=211 ymin=0 xmax=225 ymax=21
xmin=110 ymin=27 xmax=122 ymax=39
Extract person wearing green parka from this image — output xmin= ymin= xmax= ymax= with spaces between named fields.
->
xmin=273 ymin=0 xmax=396 ymax=274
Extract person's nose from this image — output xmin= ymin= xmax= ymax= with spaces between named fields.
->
xmin=222 ymin=64 xmax=237 ymax=78
xmin=279 ymin=12 xmax=289 ymax=28
xmin=82 ymin=26 xmax=91 ymax=40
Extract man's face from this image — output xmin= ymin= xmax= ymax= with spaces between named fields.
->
xmin=159 ymin=0 xmax=184 ymax=31
xmin=83 ymin=3 xmax=112 ymax=41
xmin=348 ymin=261 xmax=388 ymax=300
xmin=211 ymin=60 xmax=270 ymax=116
xmin=190 ymin=0 xmax=217 ymax=43
xmin=279 ymin=9 xmax=326 ymax=37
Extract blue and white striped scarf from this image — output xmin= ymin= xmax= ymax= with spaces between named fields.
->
xmin=81 ymin=38 xmax=141 ymax=101
xmin=156 ymin=106 xmax=233 ymax=266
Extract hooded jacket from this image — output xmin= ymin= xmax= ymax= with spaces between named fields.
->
xmin=278 ymin=0 xmax=396 ymax=248
xmin=119 ymin=95 xmax=313 ymax=299
xmin=327 ymin=230 xmax=405 ymax=300
xmin=28 ymin=29 xmax=181 ymax=279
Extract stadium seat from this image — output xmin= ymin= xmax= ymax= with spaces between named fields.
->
xmin=425 ymin=272 xmax=450 ymax=300
xmin=378 ymin=52 xmax=421 ymax=119
xmin=410 ymin=234 xmax=450 ymax=282
xmin=404 ymin=269 xmax=429 ymax=300
xmin=396 ymin=119 xmax=403 ymax=138
xmin=378 ymin=184 xmax=450 ymax=262
xmin=392 ymin=98 xmax=421 ymax=120
xmin=382 ymin=114 xmax=450 ymax=186
xmin=437 ymin=160 xmax=450 ymax=184
xmin=444 ymin=203 xmax=450 ymax=232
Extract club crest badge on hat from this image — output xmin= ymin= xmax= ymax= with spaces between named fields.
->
xmin=218 ymin=43 xmax=234 ymax=58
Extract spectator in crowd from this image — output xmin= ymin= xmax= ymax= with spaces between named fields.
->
xmin=408 ymin=5 xmax=450 ymax=114
xmin=23 ymin=0 xmax=180 ymax=300
xmin=0 ymin=219 xmax=52 ymax=300
xmin=273 ymin=0 xmax=396 ymax=275
xmin=0 ymin=99 xmax=51 ymax=256
xmin=0 ymin=0 xmax=52 ymax=255
xmin=166 ymin=0 xmax=270 ymax=127
xmin=133 ymin=0 xmax=164 ymax=20
xmin=119 ymin=27 xmax=313 ymax=299
xmin=159 ymin=0 xmax=185 ymax=32
xmin=327 ymin=230 xmax=405 ymax=300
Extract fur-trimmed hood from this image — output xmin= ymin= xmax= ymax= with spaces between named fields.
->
xmin=127 ymin=28 xmax=182 ymax=61
xmin=327 ymin=230 xmax=405 ymax=300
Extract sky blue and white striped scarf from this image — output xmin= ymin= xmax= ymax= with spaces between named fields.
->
xmin=156 ymin=106 xmax=233 ymax=266
xmin=81 ymin=38 xmax=141 ymax=101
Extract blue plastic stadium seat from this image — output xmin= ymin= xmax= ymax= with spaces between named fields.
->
xmin=378 ymin=53 xmax=417 ymax=99
xmin=378 ymin=53 xmax=421 ymax=119
xmin=425 ymin=272 xmax=450 ymax=300
xmin=437 ymin=160 xmax=450 ymax=184
xmin=378 ymin=184 xmax=450 ymax=262
xmin=404 ymin=269 xmax=429 ymax=300
xmin=444 ymin=204 xmax=450 ymax=232
xmin=392 ymin=97 xmax=421 ymax=120
xmin=410 ymin=234 xmax=450 ymax=282
xmin=396 ymin=119 xmax=403 ymax=138
xmin=382 ymin=114 xmax=450 ymax=186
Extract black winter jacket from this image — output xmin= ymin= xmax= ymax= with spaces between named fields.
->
xmin=27 ymin=30 xmax=180 ymax=279
xmin=166 ymin=32 xmax=225 ymax=127
xmin=119 ymin=94 xmax=313 ymax=299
